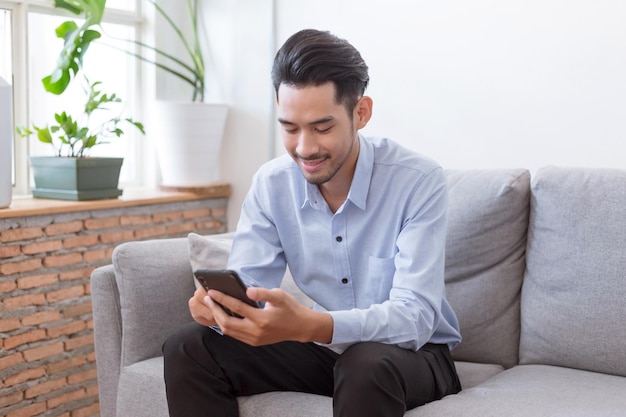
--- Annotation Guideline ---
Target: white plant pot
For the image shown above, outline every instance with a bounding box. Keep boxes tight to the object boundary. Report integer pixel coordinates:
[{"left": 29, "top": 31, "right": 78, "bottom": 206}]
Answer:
[
  {"left": 0, "top": 77, "right": 12, "bottom": 208},
  {"left": 153, "top": 101, "right": 228, "bottom": 187}
]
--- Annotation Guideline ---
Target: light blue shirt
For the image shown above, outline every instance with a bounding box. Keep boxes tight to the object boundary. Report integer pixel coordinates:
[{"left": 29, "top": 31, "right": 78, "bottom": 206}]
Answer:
[{"left": 227, "top": 135, "right": 461, "bottom": 352}]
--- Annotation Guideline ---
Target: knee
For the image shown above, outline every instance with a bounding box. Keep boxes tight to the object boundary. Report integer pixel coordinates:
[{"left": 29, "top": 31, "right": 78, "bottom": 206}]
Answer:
[
  {"left": 334, "top": 343, "right": 400, "bottom": 387},
  {"left": 162, "top": 322, "right": 209, "bottom": 367}
]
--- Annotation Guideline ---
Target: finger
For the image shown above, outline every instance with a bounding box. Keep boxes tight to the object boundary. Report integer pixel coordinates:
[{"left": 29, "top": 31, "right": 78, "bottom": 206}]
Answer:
[{"left": 208, "top": 290, "right": 258, "bottom": 319}]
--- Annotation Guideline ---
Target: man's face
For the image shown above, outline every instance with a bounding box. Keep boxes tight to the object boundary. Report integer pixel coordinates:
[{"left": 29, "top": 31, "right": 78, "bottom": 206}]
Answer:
[{"left": 277, "top": 82, "right": 361, "bottom": 186}]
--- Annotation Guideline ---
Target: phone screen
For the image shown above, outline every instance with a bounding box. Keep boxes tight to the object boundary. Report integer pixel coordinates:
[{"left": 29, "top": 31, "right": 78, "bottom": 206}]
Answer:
[{"left": 193, "top": 269, "right": 260, "bottom": 318}]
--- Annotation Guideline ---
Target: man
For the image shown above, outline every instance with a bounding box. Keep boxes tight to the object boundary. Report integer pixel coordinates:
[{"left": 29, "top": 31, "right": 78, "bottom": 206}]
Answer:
[{"left": 163, "top": 29, "right": 462, "bottom": 417}]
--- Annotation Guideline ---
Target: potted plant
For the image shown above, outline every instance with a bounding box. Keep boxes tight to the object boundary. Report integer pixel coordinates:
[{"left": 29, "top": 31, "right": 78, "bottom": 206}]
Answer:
[
  {"left": 16, "top": 75, "right": 145, "bottom": 200},
  {"left": 46, "top": 0, "right": 228, "bottom": 189},
  {"left": 121, "top": 0, "right": 229, "bottom": 189}
]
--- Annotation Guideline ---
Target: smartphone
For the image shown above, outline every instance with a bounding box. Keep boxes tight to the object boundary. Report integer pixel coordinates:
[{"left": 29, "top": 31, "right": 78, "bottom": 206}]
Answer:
[{"left": 193, "top": 269, "right": 260, "bottom": 318}]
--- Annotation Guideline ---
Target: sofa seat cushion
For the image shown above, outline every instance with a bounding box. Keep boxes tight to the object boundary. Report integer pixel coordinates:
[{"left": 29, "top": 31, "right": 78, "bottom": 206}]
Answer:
[
  {"left": 117, "top": 357, "right": 169, "bottom": 417},
  {"left": 410, "top": 364, "right": 626, "bottom": 417},
  {"left": 115, "top": 356, "right": 502, "bottom": 417}
]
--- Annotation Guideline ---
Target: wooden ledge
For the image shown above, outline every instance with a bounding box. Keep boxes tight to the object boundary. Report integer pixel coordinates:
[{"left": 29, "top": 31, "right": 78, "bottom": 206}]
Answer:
[{"left": 0, "top": 183, "right": 231, "bottom": 219}]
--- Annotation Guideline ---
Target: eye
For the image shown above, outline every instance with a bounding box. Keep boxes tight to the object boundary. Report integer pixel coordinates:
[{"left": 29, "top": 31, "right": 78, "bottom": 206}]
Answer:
[{"left": 315, "top": 126, "right": 332, "bottom": 134}]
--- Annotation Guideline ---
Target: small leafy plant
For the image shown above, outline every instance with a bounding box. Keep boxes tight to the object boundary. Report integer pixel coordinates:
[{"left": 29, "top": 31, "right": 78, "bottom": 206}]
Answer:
[{"left": 17, "top": 76, "right": 145, "bottom": 157}]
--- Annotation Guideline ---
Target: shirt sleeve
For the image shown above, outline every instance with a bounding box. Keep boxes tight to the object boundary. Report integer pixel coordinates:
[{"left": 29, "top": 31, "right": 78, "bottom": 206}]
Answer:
[
  {"left": 226, "top": 172, "right": 287, "bottom": 290},
  {"left": 326, "top": 167, "right": 450, "bottom": 351}
]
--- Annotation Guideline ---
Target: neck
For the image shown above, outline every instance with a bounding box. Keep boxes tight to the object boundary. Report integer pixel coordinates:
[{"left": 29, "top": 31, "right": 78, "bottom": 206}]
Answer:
[{"left": 319, "top": 137, "right": 360, "bottom": 213}]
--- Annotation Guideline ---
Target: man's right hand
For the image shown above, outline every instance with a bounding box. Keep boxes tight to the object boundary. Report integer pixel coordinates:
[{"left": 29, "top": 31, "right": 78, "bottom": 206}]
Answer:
[{"left": 189, "top": 286, "right": 217, "bottom": 327}]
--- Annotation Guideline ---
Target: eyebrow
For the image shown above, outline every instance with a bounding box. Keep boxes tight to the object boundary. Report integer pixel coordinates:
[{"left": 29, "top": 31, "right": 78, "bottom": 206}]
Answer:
[{"left": 277, "top": 116, "right": 335, "bottom": 126}]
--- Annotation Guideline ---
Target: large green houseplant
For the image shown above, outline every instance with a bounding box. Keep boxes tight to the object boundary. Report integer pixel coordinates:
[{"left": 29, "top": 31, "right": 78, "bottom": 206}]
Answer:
[
  {"left": 47, "top": 0, "right": 228, "bottom": 189},
  {"left": 17, "top": 0, "right": 144, "bottom": 200}
]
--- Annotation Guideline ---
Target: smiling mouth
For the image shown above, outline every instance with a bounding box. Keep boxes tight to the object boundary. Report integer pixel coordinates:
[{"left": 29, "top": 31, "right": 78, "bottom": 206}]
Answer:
[{"left": 299, "top": 157, "right": 327, "bottom": 173}]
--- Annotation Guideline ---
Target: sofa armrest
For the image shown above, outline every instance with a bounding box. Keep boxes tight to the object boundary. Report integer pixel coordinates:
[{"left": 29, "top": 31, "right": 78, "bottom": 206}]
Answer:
[
  {"left": 91, "top": 264, "right": 122, "bottom": 417},
  {"left": 112, "top": 237, "right": 195, "bottom": 367}
]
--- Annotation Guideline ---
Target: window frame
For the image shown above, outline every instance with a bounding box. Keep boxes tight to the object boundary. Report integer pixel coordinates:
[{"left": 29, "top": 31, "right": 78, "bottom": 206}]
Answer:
[{"left": 2, "top": 0, "right": 150, "bottom": 197}]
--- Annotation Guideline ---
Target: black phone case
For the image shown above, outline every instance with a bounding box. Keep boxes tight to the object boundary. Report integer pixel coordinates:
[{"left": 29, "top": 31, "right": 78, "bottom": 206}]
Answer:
[{"left": 193, "top": 269, "right": 260, "bottom": 318}]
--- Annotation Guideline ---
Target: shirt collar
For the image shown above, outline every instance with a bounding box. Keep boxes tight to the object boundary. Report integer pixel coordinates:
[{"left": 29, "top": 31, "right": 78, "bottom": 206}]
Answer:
[{"left": 302, "top": 134, "right": 372, "bottom": 211}]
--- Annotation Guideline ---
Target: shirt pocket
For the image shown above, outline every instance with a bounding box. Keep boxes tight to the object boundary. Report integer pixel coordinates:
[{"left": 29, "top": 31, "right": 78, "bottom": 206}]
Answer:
[{"left": 366, "top": 256, "right": 395, "bottom": 302}]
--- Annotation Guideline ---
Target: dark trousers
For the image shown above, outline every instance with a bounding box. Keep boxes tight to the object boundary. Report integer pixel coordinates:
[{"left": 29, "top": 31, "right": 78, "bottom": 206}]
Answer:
[{"left": 162, "top": 322, "right": 461, "bottom": 417}]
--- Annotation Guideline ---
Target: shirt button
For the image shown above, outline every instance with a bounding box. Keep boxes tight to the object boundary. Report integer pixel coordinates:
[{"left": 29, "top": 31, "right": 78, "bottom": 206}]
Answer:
[
  {"left": 341, "top": 278, "right": 349, "bottom": 284},
  {"left": 336, "top": 236, "right": 343, "bottom": 242}
]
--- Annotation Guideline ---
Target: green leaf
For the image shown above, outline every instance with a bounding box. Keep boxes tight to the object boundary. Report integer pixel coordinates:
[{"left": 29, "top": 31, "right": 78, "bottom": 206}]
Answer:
[{"left": 35, "top": 127, "right": 53, "bottom": 144}]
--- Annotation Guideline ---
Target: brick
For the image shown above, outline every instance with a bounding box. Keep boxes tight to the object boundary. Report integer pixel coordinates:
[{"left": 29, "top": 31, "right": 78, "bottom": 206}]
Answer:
[
  {"left": 71, "top": 402, "right": 100, "bottom": 417},
  {"left": 22, "top": 239, "right": 63, "bottom": 255},
  {"left": 22, "top": 310, "right": 62, "bottom": 326},
  {"left": 62, "top": 302, "right": 92, "bottom": 318},
  {"left": 45, "top": 220, "right": 83, "bottom": 236},
  {"left": 47, "top": 388, "right": 86, "bottom": 409},
  {"left": 25, "top": 377, "right": 66, "bottom": 398},
  {"left": 0, "top": 258, "right": 43, "bottom": 275},
  {"left": 134, "top": 225, "right": 167, "bottom": 240},
  {"left": 120, "top": 214, "right": 152, "bottom": 226},
  {"left": 4, "top": 329, "right": 47, "bottom": 350},
  {"left": 47, "top": 355, "right": 87, "bottom": 374},
  {"left": 195, "top": 220, "right": 223, "bottom": 231},
  {"left": 83, "top": 217, "right": 120, "bottom": 230},
  {"left": 82, "top": 248, "right": 107, "bottom": 263},
  {"left": 152, "top": 211, "right": 182, "bottom": 223},
  {"left": 60, "top": 267, "right": 94, "bottom": 281},
  {"left": 183, "top": 208, "right": 211, "bottom": 219},
  {"left": 5, "top": 366, "right": 46, "bottom": 386},
  {"left": 6, "top": 401, "right": 47, "bottom": 417},
  {"left": 43, "top": 253, "right": 83, "bottom": 268},
  {"left": 85, "top": 384, "right": 99, "bottom": 397},
  {"left": 64, "top": 333, "right": 94, "bottom": 351},
  {"left": 3, "top": 293, "right": 46, "bottom": 310},
  {"left": 0, "top": 279, "right": 17, "bottom": 293},
  {"left": 166, "top": 223, "right": 196, "bottom": 235},
  {"left": 0, "top": 352, "right": 23, "bottom": 370},
  {"left": 67, "top": 367, "right": 97, "bottom": 385},
  {"left": 47, "top": 320, "right": 87, "bottom": 339},
  {"left": 47, "top": 285, "right": 85, "bottom": 303},
  {"left": 63, "top": 234, "right": 99, "bottom": 249},
  {"left": 0, "top": 245, "right": 21, "bottom": 258},
  {"left": 211, "top": 207, "right": 226, "bottom": 217},
  {"left": 1, "top": 227, "right": 43, "bottom": 243},
  {"left": 23, "top": 341, "right": 65, "bottom": 362},
  {"left": 0, "top": 317, "right": 21, "bottom": 332},
  {"left": 0, "top": 390, "right": 23, "bottom": 408},
  {"left": 99, "top": 229, "right": 134, "bottom": 244},
  {"left": 17, "top": 273, "right": 58, "bottom": 289}
]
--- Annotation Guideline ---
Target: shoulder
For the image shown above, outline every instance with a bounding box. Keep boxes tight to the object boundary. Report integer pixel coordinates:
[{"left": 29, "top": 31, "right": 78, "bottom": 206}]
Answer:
[
  {"left": 366, "top": 136, "right": 443, "bottom": 181},
  {"left": 253, "top": 154, "right": 301, "bottom": 184}
]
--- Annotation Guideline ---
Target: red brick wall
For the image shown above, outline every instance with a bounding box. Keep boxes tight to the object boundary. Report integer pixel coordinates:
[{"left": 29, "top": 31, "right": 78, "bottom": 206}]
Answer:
[{"left": 0, "top": 197, "right": 228, "bottom": 417}]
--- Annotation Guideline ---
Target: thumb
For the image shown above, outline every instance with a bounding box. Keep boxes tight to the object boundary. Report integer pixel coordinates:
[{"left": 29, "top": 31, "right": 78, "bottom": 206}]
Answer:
[{"left": 246, "top": 287, "right": 282, "bottom": 304}]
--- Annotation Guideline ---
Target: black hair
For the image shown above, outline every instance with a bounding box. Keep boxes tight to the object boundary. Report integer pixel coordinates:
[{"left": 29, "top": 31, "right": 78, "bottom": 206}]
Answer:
[{"left": 271, "top": 29, "right": 370, "bottom": 114}]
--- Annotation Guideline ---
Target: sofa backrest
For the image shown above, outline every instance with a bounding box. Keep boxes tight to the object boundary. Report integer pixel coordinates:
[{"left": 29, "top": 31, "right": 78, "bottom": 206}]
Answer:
[
  {"left": 520, "top": 167, "right": 626, "bottom": 377},
  {"left": 444, "top": 169, "right": 531, "bottom": 369}
]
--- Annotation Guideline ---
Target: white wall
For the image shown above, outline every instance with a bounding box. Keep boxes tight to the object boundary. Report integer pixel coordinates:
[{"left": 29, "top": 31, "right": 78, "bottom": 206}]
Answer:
[
  {"left": 203, "top": 0, "right": 626, "bottom": 229},
  {"left": 159, "top": 0, "right": 275, "bottom": 231},
  {"left": 275, "top": 0, "right": 626, "bottom": 173}
]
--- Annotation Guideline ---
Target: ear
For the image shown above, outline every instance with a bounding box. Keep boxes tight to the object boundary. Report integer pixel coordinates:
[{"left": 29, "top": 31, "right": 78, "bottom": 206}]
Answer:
[{"left": 354, "top": 96, "right": 373, "bottom": 129}]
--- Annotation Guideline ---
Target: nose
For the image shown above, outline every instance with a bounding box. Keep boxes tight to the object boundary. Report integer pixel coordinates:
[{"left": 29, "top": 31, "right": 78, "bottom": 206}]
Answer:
[{"left": 295, "top": 131, "right": 320, "bottom": 159}]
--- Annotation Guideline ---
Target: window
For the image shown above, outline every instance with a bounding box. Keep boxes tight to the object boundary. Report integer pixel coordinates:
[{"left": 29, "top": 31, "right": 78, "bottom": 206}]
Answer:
[{"left": 2, "top": 0, "right": 147, "bottom": 196}]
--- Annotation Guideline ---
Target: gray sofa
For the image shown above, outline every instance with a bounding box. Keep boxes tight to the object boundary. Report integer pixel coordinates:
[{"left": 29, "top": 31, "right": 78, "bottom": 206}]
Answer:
[{"left": 91, "top": 167, "right": 626, "bottom": 417}]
